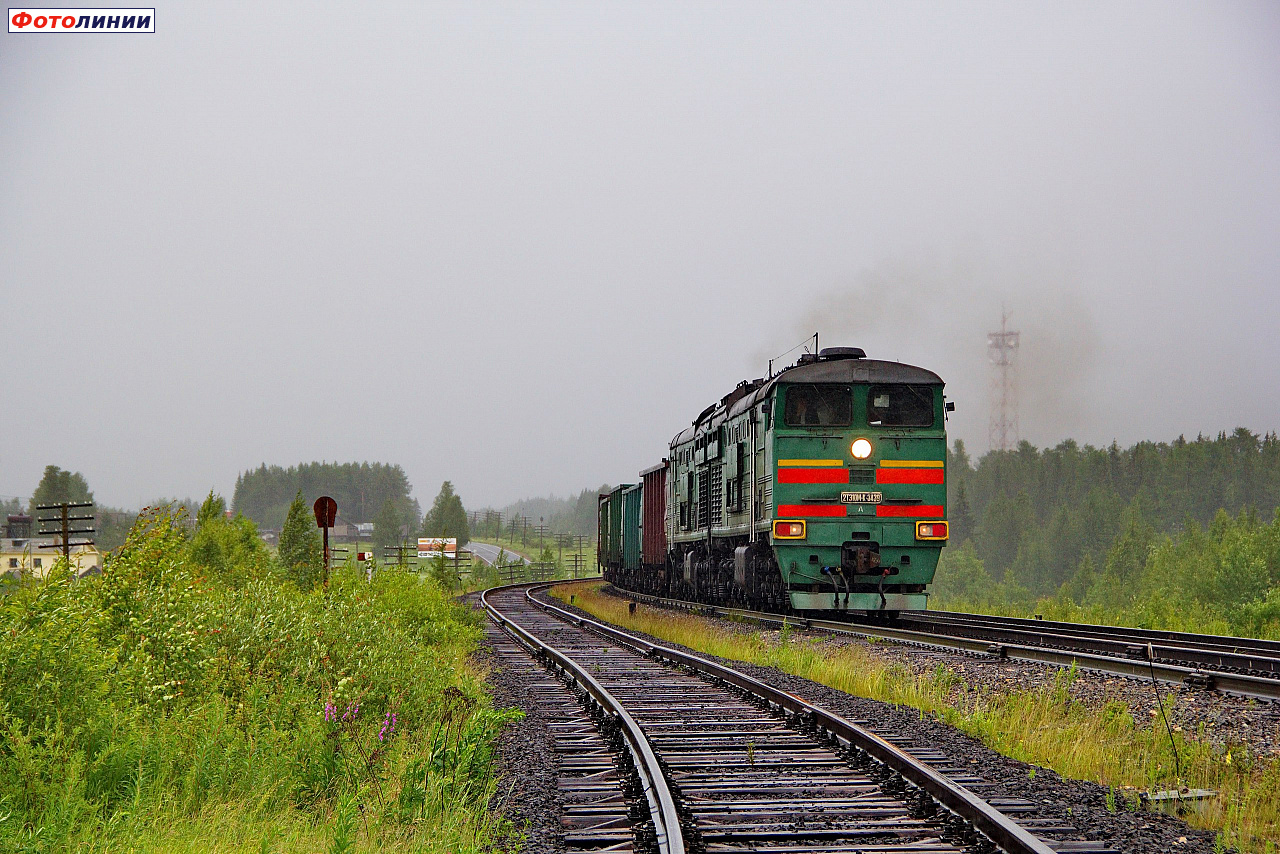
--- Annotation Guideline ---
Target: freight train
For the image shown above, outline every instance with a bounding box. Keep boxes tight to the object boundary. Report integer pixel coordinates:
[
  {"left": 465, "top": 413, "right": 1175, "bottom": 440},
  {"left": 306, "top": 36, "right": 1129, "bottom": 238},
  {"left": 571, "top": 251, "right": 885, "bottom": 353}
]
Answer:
[{"left": 598, "top": 347, "right": 952, "bottom": 615}]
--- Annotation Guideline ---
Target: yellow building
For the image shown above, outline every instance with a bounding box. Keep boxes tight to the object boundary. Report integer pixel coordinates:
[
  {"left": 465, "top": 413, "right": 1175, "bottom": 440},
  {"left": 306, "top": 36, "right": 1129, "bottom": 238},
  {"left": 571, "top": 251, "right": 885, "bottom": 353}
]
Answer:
[{"left": 1, "top": 538, "right": 102, "bottom": 580}]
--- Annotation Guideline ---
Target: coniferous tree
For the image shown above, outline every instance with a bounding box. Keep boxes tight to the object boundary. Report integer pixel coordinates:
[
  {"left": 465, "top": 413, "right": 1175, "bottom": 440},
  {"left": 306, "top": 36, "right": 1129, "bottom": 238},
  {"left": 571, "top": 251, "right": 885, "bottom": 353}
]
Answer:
[
  {"left": 278, "top": 490, "right": 321, "bottom": 589},
  {"left": 197, "top": 490, "right": 227, "bottom": 527},
  {"left": 420, "top": 481, "right": 470, "bottom": 546},
  {"left": 373, "top": 498, "right": 403, "bottom": 551},
  {"left": 951, "top": 480, "right": 975, "bottom": 546},
  {"left": 30, "top": 465, "right": 93, "bottom": 509}
]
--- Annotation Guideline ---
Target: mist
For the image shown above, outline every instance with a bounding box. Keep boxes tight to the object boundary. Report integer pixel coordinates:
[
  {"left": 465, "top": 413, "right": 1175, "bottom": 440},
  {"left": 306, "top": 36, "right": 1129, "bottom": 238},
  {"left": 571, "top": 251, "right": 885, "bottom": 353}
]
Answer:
[
  {"left": 1, "top": 1, "right": 1277, "bottom": 510},
  {"left": 779, "top": 254, "right": 1103, "bottom": 452}
]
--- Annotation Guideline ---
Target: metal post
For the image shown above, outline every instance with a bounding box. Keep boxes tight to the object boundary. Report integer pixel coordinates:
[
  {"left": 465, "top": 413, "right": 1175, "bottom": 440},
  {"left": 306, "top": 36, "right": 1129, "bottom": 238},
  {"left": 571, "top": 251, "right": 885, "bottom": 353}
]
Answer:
[
  {"left": 312, "top": 496, "right": 338, "bottom": 590},
  {"left": 323, "top": 524, "right": 330, "bottom": 587},
  {"left": 61, "top": 504, "right": 70, "bottom": 564}
]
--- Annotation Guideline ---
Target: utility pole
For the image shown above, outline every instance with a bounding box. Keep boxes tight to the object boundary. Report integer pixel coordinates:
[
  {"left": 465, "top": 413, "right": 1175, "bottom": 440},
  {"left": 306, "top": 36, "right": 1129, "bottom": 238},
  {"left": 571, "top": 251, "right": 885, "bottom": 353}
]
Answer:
[
  {"left": 36, "top": 501, "right": 95, "bottom": 567},
  {"left": 987, "top": 308, "right": 1021, "bottom": 452}
]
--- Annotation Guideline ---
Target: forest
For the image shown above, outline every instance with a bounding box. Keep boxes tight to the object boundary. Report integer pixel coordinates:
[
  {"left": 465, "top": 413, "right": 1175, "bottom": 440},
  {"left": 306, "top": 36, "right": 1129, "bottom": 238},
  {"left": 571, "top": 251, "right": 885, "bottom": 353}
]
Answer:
[
  {"left": 231, "top": 462, "right": 420, "bottom": 530},
  {"left": 937, "top": 428, "right": 1280, "bottom": 637}
]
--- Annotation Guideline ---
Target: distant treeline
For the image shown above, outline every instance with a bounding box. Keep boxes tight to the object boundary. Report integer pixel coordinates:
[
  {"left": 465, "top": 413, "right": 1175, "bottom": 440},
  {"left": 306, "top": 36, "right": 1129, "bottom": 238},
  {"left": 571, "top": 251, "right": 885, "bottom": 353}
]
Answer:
[
  {"left": 940, "top": 428, "right": 1280, "bottom": 637},
  {"left": 232, "top": 462, "right": 419, "bottom": 530},
  {"left": 948, "top": 428, "right": 1280, "bottom": 595},
  {"left": 478, "top": 486, "right": 609, "bottom": 538}
]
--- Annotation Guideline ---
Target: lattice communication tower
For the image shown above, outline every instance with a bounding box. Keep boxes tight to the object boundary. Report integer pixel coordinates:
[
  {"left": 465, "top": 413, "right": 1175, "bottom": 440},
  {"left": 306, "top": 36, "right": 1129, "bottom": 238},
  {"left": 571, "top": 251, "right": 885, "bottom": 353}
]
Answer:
[{"left": 987, "top": 310, "right": 1020, "bottom": 452}]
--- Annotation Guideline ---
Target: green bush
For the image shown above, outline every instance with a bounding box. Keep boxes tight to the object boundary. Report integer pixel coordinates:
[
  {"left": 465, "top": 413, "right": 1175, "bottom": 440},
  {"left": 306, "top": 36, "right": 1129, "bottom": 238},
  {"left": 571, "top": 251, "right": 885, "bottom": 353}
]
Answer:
[
  {"left": 936, "top": 507, "right": 1280, "bottom": 639},
  {"left": 0, "top": 506, "right": 517, "bottom": 853}
]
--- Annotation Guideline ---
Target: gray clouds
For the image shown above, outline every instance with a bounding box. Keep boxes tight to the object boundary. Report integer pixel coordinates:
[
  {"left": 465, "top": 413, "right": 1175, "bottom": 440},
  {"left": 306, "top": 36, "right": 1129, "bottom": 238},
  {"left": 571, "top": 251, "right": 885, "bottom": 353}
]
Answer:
[{"left": 1, "top": 1, "right": 1277, "bottom": 508}]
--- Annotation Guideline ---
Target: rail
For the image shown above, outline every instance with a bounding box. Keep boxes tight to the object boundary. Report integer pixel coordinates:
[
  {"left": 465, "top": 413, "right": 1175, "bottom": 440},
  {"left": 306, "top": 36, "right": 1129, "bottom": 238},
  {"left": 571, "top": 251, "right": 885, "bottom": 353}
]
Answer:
[
  {"left": 509, "top": 582, "right": 1059, "bottom": 854},
  {"left": 598, "top": 583, "right": 1280, "bottom": 701},
  {"left": 480, "top": 585, "right": 686, "bottom": 854},
  {"left": 909, "top": 609, "right": 1280, "bottom": 673}
]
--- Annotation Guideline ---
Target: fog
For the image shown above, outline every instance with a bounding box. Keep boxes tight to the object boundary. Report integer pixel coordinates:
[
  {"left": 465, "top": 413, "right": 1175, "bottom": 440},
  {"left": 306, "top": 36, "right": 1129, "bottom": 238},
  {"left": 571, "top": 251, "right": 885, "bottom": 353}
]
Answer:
[{"left": 2, "top": 2, "right": 1277, "bottom": 510}]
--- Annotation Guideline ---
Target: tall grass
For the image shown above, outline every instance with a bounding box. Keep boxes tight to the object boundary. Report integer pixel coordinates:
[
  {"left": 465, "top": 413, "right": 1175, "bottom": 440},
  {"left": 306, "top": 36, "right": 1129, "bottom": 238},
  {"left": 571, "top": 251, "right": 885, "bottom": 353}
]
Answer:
[
  {"left": 0, "top": 507, "right": 519, "bottom": 853},
  {"left": 554, "top": 582, "right": 1280, "bottom": 852}
]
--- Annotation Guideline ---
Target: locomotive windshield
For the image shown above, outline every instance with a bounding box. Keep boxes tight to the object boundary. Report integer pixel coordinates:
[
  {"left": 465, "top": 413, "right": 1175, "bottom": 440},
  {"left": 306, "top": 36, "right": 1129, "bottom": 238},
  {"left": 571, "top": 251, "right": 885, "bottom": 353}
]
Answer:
[
  {"left": 867, "top": 384, "right": 935, "bottom": 427},
  {"left": 783, "top": 384, "right": 853, "bottom": 427}
]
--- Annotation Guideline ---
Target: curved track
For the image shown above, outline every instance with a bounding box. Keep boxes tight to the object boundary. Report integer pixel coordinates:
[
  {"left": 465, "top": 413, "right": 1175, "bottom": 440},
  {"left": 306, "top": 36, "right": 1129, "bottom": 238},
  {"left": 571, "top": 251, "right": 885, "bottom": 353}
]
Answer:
[
  {"left": 483, "top": 583, "right": 1109, "bottom": 854},
  {"left": 603, "top": 584, "right": 1280, "bottom": 701}
]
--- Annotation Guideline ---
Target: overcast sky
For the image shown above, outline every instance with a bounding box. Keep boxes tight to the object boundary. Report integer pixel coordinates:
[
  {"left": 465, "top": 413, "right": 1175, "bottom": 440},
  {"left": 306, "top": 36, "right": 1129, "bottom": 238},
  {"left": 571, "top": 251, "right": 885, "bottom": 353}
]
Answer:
[{"left": 2, "top": 1, "right": 1277, "bottom": 511}]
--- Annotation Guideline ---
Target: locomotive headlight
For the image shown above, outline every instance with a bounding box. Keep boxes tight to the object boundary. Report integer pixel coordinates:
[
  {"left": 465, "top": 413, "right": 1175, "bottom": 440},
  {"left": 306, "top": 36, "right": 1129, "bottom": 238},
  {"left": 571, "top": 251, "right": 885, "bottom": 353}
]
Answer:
[{"left": 850, "top": 438, "right": 873, "bottom": 459}]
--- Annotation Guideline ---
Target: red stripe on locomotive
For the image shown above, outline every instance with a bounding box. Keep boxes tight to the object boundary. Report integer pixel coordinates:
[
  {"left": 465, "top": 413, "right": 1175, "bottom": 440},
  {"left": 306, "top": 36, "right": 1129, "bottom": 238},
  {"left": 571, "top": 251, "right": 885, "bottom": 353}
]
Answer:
[
  {"left": 875, "top": 504, "right": 945, "bottom": 518},
  {"left": 777, "top": 468, "right": 848, "bottom": 484},
  {"left": 875, "top": 468, "right": 944, "bottom": 485},
  {"left": 777, "top": 504, "right": 847, "bottom": 517}
]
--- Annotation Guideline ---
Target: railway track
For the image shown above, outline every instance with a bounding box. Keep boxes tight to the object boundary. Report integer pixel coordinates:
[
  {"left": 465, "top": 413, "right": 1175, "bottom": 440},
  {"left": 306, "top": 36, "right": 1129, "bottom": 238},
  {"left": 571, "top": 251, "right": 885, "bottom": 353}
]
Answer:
[
  {"left": 483, "top": 582, "right": 1113, "bottom": 854},
  {"left": 903, "top": 609, "right": 1280, "bottom": 677},
  {"left": 604, "top": 585, "right": 1280, "bottom": 701}
]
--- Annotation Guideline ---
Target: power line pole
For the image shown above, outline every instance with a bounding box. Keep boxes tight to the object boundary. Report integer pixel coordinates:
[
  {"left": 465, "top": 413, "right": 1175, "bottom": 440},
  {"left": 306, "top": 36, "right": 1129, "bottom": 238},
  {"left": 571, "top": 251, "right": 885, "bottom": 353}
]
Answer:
[
  {"left": 987, "top": 308, "right": 1021, "bottom": 452},
  {"left": 36, "top": 501, "right": 95, "bottom": 566}
]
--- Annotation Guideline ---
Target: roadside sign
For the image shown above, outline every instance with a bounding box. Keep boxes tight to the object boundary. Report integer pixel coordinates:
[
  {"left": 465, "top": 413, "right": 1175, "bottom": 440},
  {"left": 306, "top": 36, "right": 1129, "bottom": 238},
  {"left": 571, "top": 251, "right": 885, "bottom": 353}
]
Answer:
[
  {"left": 313, "top": 496, "right": 338, "bottom": 528},
  {"left": 313, "top": 496, "right": 338, "bottom": 587},
  {"left": 418, "top": 537, "right": 456, "bottom": 558}
]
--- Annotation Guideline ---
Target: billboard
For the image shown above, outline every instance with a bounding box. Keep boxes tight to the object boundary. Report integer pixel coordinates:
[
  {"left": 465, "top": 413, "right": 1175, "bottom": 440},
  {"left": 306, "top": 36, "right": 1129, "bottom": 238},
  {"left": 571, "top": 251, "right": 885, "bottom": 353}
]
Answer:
[{"left": 417, "top": 538, "right": 457, "bottom": 558}]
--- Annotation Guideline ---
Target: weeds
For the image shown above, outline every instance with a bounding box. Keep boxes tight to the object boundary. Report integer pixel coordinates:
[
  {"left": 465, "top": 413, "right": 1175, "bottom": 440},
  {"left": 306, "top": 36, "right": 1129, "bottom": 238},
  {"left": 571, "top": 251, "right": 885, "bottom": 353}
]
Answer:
[{"left": 0, "top": 506, "right": 519, "bottom": 853}]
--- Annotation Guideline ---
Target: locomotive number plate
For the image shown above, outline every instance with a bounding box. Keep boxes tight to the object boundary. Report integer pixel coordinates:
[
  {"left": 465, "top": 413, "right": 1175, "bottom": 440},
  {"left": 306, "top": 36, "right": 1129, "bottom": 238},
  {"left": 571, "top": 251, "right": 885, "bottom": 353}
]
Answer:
[{"left": 841, "top": 491, "right": 883, "bottom": 504}]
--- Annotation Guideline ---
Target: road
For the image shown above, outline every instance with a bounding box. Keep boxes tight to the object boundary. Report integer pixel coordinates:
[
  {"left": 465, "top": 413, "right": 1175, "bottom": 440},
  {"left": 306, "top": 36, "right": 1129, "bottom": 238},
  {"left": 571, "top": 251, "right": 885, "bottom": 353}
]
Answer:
[{"left": 469, "top": 541, "right": 531, "bottom": 566}]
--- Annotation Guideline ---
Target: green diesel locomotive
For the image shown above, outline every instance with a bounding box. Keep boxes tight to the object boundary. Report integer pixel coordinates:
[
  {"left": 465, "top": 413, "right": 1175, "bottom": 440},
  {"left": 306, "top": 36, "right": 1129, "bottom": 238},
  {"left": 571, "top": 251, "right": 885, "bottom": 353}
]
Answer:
[{"left": 599, "top": 347, "right": 952, "bottom": 614}]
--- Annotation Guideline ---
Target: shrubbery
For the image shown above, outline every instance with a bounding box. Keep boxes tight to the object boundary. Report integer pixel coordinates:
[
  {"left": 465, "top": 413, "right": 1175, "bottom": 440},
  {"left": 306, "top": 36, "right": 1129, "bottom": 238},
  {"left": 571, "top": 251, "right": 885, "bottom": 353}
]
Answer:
[
  {"left": 934, "top": 506, "right": 1280, "bottom": 638},
  {"left": 0, "top": 505, "right": 516, "bottom": 853},
  {"left": 947, "top": 430, "right": 1280, "bottom": 602}
]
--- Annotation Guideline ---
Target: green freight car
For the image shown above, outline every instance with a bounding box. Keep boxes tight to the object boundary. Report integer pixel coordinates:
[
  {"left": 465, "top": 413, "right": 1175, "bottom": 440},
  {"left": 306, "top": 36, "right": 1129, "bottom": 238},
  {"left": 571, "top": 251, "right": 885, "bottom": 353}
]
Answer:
[
  {"left": 598, "top": 484, "right": 631, "bottom": 571},
  {"left": 621, "top": 484, "right": 642, "bottom": 571},
  {"left": 600, "top": 347, "right": 952, "bottom": 615}
]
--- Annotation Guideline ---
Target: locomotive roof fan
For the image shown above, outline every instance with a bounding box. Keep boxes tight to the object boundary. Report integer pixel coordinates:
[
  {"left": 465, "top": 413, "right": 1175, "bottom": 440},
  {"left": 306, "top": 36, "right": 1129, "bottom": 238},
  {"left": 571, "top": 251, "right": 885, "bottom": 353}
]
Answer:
[{"left": 817, "top": 347, "right": 866, "bottom": 361}]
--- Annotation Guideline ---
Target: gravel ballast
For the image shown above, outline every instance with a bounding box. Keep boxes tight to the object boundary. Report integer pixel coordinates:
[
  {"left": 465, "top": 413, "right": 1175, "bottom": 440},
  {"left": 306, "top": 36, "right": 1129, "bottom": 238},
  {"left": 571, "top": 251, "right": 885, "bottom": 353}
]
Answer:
[
  {"left": 796, "top": 628, "right": 1280, "bottom": 758},
  {"left": 539, "top": 586, "right": 1234, "bottom": 854},
  {"left": 473, "top": 607, "right": 567, "bottom": 853}
]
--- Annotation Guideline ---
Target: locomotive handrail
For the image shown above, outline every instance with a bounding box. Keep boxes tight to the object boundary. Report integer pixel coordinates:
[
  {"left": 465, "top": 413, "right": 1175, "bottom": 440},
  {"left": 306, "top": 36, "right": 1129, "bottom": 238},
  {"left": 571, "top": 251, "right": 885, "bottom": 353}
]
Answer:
[
  {"left": 525, "top": 584, "right": 1059, "bottom": 854},
  {"left": 480, "top": 585, "right": 686, "bottom": 854}
]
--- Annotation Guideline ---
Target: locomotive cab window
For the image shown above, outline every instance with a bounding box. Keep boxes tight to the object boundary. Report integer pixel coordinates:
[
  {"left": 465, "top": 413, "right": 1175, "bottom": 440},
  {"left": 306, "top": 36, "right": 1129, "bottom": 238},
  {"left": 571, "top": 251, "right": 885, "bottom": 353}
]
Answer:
[
  {"left": 867, "top": 384, "right": 935, "bottom": 427},
  {"left": 783, "top": 384, "right": 852, "bottom": 427}
]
